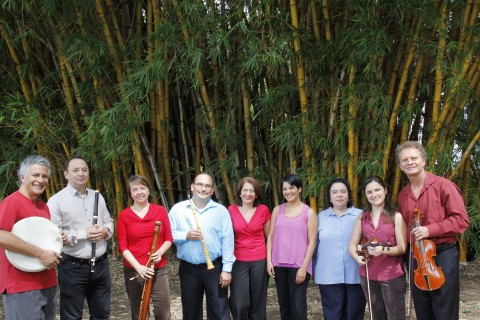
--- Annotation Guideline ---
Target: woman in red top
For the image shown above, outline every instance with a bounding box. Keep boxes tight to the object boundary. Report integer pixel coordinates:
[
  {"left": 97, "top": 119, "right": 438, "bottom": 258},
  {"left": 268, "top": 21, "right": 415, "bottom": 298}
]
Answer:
[
  {"left": 349, "top": 175, "right": 407, "bottom": 320},
  {"left": 117, "top": 175, "right": 173, "bottom": 320},
  {"left": 228, "top": 177, "right": 271, "bottom": 320}
]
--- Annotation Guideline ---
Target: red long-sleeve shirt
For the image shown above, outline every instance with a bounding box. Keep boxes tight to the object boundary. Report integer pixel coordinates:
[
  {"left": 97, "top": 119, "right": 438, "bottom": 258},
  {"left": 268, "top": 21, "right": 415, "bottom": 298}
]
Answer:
[
  {"left": 117, "top": 204, "right": 173, "bottom": 268},
  {"left": 397, "top": 172, "right": 469, "bottom": 245}
]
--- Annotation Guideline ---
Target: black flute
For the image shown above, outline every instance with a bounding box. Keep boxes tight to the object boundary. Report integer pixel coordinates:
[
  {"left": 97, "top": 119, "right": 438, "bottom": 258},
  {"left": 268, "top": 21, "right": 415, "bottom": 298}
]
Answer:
[{"left": 90, "top": 190, "right": 100, "bottom": 273}]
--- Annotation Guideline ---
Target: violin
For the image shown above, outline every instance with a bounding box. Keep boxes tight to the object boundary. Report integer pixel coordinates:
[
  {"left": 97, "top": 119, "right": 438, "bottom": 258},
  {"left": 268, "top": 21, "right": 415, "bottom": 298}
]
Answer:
[
  {"left": 412, "top": 208, "right": 445, "bottom": 291},
  {"left": 357, "top": 237, "right": 392, "bottom": 259}
]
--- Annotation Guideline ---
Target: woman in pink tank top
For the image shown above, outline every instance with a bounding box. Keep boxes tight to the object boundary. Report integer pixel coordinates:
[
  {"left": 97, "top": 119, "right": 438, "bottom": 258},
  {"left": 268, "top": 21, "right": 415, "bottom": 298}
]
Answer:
[
  {"left": 349, "top": 175, "right": 407, "bottom": 320},
  {"left": 266, "top": 174, "right": 318, "bottom": 320}
]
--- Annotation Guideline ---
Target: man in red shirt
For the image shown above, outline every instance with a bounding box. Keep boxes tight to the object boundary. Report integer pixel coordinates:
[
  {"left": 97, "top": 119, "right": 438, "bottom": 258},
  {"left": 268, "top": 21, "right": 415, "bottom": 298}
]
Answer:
[
  {"left": 0, "top": 155, "right": 61, "bottom": 320},
  {"left": 396, "top": 141, "right": 469, "bottom": 320}
]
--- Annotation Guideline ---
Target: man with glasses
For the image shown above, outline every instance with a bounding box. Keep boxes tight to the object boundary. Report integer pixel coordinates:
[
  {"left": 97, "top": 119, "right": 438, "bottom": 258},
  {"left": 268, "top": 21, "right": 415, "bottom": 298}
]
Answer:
[{"left": 169, "top": 172, "right": 235, "bottom": 320}]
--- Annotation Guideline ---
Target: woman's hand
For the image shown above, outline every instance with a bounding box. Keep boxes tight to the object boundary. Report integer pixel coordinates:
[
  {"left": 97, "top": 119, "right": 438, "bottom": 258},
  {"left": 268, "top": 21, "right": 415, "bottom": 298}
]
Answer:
[
  {"left": 367, "top": 245, "right": 383, "bottom": 257},
  {"left": 295, "top": 266, "right": 307, "bottom": 284},
  {"left": 353, "top": 254, "right": 366, "bottom": 266},
  {"left": 135, "top": 265, "right": 154, "bottom": 279},
  {"left": 267, "top": 261, "right": 275, "bottom": 278},
  {"left": 150, "top": 250, "right": 163, "bottom": 263}
]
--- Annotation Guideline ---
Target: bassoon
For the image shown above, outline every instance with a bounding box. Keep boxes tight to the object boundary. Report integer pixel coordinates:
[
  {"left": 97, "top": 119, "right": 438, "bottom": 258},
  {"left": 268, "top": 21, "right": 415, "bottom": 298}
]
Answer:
[
  {"left": 138, "top": 221, "right": 162, "bottom": 320},
  {"left": 90, "top": 190, "right": 100, "bottom": 273}
]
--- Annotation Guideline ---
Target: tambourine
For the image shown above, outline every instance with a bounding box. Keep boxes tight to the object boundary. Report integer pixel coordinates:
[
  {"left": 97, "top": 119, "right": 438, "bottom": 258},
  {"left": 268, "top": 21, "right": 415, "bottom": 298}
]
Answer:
[{"left": 5, "top": 216, "right": 62, "bottom": 272}]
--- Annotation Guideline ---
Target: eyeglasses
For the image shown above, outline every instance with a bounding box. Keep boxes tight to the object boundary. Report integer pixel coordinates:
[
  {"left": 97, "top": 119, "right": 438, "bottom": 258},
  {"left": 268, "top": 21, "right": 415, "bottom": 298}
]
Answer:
[{"left": 193, "top": 182, "right": 213, "bottom": 190}]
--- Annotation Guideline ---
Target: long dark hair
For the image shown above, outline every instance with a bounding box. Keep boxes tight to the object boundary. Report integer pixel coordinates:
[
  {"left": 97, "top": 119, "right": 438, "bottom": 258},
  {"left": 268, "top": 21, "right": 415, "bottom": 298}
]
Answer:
[
  {"left": 326, "top": 178, "right": 353, "bottom": 208},
  {"left": 362, "top": 175, "right": 396, "bottom": 223}
]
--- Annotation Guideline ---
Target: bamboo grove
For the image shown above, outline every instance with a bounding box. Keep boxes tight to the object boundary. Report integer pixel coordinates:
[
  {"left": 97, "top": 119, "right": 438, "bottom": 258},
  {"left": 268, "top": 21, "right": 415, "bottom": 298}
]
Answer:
[{"left": 0, "top": 1, "right": 479, "bottom": 256}]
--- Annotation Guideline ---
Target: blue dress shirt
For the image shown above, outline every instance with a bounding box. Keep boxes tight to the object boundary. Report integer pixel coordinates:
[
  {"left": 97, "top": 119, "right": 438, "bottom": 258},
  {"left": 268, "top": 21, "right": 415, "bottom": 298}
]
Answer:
[
  {"left": 313, "top": 206, "right": 362, "bottom": 284},
  {"left": 168, "top": 199, "right": 235, "bottom": 272}
]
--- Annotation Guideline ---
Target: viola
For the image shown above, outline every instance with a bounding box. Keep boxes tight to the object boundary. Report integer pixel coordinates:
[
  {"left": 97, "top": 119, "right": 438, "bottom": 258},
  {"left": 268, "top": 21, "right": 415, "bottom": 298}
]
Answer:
[
  {"left": 357, "top": 237, "right": 392, "bottom": 259},
  {"left": 412, "top": 208, "right": 445, "bottom": 291}
]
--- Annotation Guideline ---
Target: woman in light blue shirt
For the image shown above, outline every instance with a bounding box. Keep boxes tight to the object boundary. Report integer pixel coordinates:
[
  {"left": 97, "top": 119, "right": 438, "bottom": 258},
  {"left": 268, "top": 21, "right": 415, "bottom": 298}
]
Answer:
[{"left": 313, "top": 178, "right": 366, "bottom": 320}]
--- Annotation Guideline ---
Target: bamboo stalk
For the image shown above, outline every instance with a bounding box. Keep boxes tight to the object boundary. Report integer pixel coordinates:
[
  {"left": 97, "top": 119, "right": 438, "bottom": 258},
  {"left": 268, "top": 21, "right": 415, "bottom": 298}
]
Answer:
[
  {"left": 382, "top": 21, "right": 420, "bottom": 176},
  {"left": 240, "top": 72, "right": 255, "bottom": 175}
]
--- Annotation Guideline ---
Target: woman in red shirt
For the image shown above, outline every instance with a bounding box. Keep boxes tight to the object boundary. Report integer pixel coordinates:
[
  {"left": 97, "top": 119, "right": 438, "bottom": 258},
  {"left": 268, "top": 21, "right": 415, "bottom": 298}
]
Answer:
[
  {"left": 117, "top": 175, "right": 173, "bottom": 320},
  {"left": 228, "top": 177, "right": 271, "bottom": 320}
]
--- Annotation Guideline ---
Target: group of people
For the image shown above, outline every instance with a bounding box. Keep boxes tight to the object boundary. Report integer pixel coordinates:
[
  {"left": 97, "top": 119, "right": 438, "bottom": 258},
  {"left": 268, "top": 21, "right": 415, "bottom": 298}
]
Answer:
[
  {"left": 313, "top": 141, "right": 469, "bottom": 320},
  {"left": 0, "top": 140, "right": 470, "bottom": 320},
  {"left": 0, "top": 156, "right": 115, "bottom": 320}
]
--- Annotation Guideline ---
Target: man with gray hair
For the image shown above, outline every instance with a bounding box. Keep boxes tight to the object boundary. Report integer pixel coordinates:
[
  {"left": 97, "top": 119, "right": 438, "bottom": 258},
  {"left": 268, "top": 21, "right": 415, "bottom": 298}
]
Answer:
[
  {"left": 396, "top": 141, "right": 469, "bottom": 320},
  {"left": 0, "top": 155, "right": 61, "bottom": 320}
]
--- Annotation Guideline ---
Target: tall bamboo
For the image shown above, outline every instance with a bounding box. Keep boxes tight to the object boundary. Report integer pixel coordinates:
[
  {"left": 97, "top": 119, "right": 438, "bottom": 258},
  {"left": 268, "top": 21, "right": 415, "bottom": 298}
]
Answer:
[
  {"left": 289, "top": 0, "right": 317, "bottom": 211},
  {"left": 172, "top": 0, "right": 234, "bottom": 204}
]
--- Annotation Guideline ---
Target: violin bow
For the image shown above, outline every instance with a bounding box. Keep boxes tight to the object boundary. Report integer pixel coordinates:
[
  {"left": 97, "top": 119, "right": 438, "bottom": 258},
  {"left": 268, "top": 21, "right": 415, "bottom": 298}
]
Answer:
[
  {"left": 406, "top": 229, "right": 415, "bottom": 319},
  {"left": 365, "top": 258, "right": 373, "bottom": 320}
]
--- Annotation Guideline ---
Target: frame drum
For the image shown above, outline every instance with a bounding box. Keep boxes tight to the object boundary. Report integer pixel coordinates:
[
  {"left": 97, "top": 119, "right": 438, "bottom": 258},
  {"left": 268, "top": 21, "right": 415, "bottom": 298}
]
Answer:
[{"left": 5, "top": 217, "right": 62, "bottom": 272}]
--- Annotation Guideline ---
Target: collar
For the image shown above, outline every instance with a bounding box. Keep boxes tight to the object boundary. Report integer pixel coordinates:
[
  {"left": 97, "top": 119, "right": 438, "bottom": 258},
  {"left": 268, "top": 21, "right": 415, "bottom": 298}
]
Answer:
[
  {"left": 186, "top": 198, "right": 218, "bottom": 212},
  {"left": 66, "top": 184, "right": 90, "bottom": 197},
  {"left": 406, "top": 171, "right": 439, "bottom": 196},
  {"left": 326, "top": 206, "right": 357, "bottom": 217}
]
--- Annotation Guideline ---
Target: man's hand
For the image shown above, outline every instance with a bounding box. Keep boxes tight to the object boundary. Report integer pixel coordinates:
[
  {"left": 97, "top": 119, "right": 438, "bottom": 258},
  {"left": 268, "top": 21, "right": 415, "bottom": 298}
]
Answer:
[
  {"left": 219, "top": 271, "right": 231, "bottom": 288},
  {"left": 60, "top": 230, "right": 68, "bottom": 244},
  {"left": 87, "top": 225, "right": 108, "bottom": 242},
  {"left": 186, "top": 229, "right": 203, "bottom": 241},
  {"left": 38, "top": 249, "right": 61, "bottom": 270},
  {"left": 412, "top": 226, "right": 429, "bottom": 241}
]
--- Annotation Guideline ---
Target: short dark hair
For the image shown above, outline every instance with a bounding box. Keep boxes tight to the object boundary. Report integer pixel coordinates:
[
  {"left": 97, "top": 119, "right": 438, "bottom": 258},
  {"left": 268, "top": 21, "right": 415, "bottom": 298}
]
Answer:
[
  {"left": 235, "top": 177, "right": 262, "bottom": 206},
  {"left": 282, "top": 174, "right": 303, "bottom": 189},
  {"left": 326, "top": 178, "right": 353, "bottom": 208},
  {"left": 66, "top": 156, "right": 88, "bottom": 170},
  {"left": 193, "top": 172, "right": 214, "bottom": 185}
]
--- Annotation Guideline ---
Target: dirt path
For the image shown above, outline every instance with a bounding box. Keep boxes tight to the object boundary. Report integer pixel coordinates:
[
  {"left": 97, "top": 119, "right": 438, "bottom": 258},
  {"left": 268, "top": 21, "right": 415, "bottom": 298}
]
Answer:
[
  {"left": 115, "top": 256, "right": 480, "bottom": 319},
  {"left": 1, "top": 257, "right": 479, "bottom": 319}
]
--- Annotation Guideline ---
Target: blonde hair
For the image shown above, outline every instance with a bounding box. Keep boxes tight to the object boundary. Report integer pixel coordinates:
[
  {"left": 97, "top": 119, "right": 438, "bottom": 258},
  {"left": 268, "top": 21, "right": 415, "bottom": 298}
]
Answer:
[{"left": 395, "top": 141, "right": 427, "bottom": 164}]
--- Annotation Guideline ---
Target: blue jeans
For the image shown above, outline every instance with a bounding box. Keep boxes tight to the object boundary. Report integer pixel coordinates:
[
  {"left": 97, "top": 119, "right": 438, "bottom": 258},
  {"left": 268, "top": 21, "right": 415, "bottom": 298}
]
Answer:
[
  {"left": 58, "top": 256, "right": 111, "bottom": 319},
  {"left": 273, "top": 267, "right": 310, "bottom": 320}
]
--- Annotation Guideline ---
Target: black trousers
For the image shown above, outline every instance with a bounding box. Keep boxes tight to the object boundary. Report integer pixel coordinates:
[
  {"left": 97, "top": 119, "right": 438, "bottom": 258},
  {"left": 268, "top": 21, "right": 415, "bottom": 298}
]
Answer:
[
  {"left": 179, "top": 258, "right": 229, "bottom": 320},
  {"left": 273, "top": 266, "right": 310, "bottom": 320},
  {"left": 410, "top": 244, "right": 460, "bottom": 320},
  {"left": 58, "top": 255, "right": 111, "bottom": 320},
  {"left": 229, "top": 259, "right": 268, "bottom": 320}
]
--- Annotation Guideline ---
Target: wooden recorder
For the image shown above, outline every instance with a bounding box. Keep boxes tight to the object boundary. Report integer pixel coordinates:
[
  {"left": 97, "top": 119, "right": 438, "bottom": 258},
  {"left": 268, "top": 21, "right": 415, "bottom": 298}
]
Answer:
[{"left": 189, "top": 198, "right": 214, "bottom": 270}]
